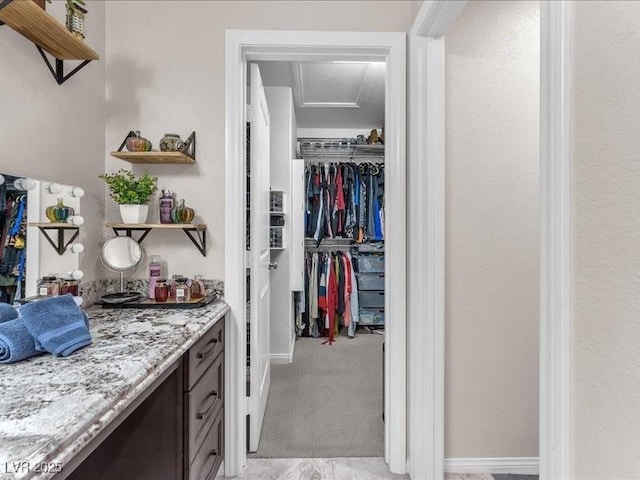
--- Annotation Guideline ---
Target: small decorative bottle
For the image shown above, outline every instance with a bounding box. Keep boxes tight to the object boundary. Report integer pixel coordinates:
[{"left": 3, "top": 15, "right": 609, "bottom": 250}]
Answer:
[
  {"left": 38, "top": 276, "right": 60, "bottom": 297},
  {"left": 148, "top": 255, "right": 162, "bottom": 299},
  {"left": 174, "top": 277, "right": 191, "bottom": 303},
  {"left": 191, "top": 275, "right": 205, "bottom": 299},
  {"left": 159, "top": 190, "right": 174, "bottom": 224}
]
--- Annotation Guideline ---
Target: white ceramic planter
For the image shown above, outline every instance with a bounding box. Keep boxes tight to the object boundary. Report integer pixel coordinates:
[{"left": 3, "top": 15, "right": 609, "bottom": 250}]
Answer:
[{"left": 119, "top": 204, "right": 149, "bottom": 224}]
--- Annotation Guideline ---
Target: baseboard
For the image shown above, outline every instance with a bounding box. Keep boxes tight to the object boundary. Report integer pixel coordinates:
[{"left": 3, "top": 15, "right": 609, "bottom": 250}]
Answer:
[
  {"left": 444, "top": 457, "right": 539, "bottom": 475},
  {"left": 269, "top": 353, "right": 293, "bottom": 364}
]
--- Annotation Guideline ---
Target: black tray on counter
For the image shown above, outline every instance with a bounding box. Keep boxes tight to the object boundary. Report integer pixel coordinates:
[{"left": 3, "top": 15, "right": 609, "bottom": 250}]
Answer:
[{"left": 98, "top": 295, "right": 216, "bottom": 309}]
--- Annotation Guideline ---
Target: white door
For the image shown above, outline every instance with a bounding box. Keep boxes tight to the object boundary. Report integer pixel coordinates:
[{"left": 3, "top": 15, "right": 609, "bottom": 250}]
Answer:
[{"left": 248, "top": 63, "right": 271, "bottom": 453}]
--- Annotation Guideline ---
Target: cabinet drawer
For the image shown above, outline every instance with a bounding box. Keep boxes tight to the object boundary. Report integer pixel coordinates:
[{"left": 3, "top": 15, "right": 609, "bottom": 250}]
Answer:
[
  {"left": 189, "top": 409, "right": 224, "bottom": 480},
  {"left": 187, "top": 320, "right": 224, "bottom": 390},
  {"left": 187, "top": 353, "right": 224, "bottom": 462},
  {"left": 354, "top": 254, "right": 385, "bottom": 273},
  {"left": 356, "top": 273, "right": 384, "bottom": 291},
  {"left": 358, "top": 291, "right": 385, "bottom": 308},
  {"left": 358, "top": 308, "right": 385, "bottom": 326}
]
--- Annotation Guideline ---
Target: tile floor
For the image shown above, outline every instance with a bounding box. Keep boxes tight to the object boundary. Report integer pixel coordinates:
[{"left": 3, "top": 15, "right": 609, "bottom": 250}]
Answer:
[{"left": 216, "top": 457, "right": 493, "bottom": 480}]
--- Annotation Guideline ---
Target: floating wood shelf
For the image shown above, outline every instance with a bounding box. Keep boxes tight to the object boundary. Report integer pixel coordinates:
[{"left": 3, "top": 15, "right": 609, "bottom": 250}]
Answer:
[
  {"left": 0, "top": 0, "right": 100, "bottom": 84},
  {"left": 106, "top": 223, "right": 207, "bottom": 256},
  {"left": 29, "top": 222, "right": 80, "bottom": 255},
  {"left": 0, "top": 1, "right": 99, "bottom": 60},
  {"left": 109, "top": 151, "right": 196, "bottom": 165},
  {"left": 112, "top": 131, "right": 196, "bottom": 164}
]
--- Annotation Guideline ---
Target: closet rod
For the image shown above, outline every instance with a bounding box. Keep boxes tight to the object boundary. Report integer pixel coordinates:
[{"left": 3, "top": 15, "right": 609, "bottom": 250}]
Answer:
[{"left": 302, "top": 158, "right": 384, "bottom": 164}]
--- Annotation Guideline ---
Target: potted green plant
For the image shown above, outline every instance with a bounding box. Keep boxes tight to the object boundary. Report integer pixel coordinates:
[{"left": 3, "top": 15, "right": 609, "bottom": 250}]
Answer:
[{"left": 99, "top": 169, "right": 157, "bottom": 224}]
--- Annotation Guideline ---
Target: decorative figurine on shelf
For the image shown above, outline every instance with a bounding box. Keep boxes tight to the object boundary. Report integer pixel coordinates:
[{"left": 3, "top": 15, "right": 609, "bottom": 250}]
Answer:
[
  {"left": 159, "top": 134, "right": 185, "bottom": 152},
  {"left": 125, "top": 131, "right": 152, "bottom": 152},
  {"left": 159, "top": 190, "right": 175, "bottom": 224},
  {"left": 65, "top": 0, "right": 87, "bottom": 40},
  {"left": 171, "top": 199, "right": 195, "bottom": 224},
  {"left": 45, "top": 198, "right": 75, "bottom": 223}
]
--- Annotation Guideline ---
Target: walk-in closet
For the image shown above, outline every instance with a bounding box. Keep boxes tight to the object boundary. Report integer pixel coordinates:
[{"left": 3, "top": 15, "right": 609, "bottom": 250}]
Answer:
[{"left": 245, "top": 60, "right": 387, "bottom": 458}]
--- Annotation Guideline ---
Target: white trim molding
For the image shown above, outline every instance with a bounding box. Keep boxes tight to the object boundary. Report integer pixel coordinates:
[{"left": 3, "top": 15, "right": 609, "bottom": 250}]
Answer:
[
  {"left": 445, "top": 457, "right": 540, "bottom": 475},
  {"left": 539, "top": 2, "right": 572, "bottom": 479},
  {"left": 225, "top": 29, "right": 407, "bottom": 477},
  {"left": 410, "top": 1, "right": 572, "bottom": 479}
]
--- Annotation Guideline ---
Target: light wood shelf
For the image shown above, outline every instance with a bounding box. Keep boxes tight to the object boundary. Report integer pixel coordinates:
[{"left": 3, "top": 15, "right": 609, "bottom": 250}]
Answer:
[
  {"left": 106, "top": 223, "right": 207, "bottom": 256},
  {"left": 106, "top": 223, "right": 206, "bottom": 230},
  {"left": 0, "top": 0, "right": 99, "bottom": 61},
  {"left": 109, "top": 151, "right": 196, "bottom": 165},
  {"left": 29, "top": 222, "right": 79, "bottom": 229}
]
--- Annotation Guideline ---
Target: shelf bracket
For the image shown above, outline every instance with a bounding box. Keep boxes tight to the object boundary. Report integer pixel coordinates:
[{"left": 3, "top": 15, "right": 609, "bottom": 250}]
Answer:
[
  {"left": 182, "top": 227, "right": 206, "bottom": 256},
  {"left": 111, "top": 226, "right": 152, "bottom": 245},
  {"left": 36, "top": 45, "right": 92, "bottom": 85},
  {"left": 36, "top": 225, "right": 79, "bottom": 256}
]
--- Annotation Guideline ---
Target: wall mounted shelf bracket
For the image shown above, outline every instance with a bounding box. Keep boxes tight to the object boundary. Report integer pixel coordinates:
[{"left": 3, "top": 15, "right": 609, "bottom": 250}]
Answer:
[
  {"left": 109, "top": 223, "right": 207, "bottom": 256},
  {"left": 36, "top": 45, "right": 92, "bottom": 85},
  {"left": 35, "top": 224, "right": 80, "bottom": 255}
]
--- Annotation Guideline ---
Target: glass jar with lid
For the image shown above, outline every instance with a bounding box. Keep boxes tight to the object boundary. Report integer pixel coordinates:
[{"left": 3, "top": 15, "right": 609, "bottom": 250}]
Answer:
[
  {"left": 154, "top": 280, "right": 169, "bottom": 303},
  {"left": 38, "top": 276, "right": 60, "bottom": 297},
  {"left": 60, "top": 278, "right": 80, "bottom": 296},
  {"left": 174, "top": 277, "right": 191, "bottom": 303}
]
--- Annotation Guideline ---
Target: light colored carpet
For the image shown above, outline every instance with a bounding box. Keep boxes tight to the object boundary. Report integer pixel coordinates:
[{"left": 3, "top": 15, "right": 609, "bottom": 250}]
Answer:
[{"left": 249, "top": 332, "right": 385, "bottom": 458}]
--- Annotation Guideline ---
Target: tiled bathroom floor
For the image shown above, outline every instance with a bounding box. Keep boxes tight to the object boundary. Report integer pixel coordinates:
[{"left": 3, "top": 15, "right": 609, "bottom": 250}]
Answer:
[{"left": 216, "top": 457, "right": 494, "bottom": 480}]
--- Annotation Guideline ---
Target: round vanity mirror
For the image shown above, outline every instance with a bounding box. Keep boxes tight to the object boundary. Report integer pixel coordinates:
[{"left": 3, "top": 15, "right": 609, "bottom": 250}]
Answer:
[{"left": 100, "top": 237, "right": 144, "bottom": 304}]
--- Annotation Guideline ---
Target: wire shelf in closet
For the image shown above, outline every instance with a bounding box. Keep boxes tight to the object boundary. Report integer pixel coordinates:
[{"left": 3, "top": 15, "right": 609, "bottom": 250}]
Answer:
[{"left": 299, "top": 138, "right": 384, "bottom": 162}]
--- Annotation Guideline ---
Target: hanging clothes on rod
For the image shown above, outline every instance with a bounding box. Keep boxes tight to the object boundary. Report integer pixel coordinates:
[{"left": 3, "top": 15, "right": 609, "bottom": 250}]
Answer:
[
  {"left": 300, "top": 249, "right": 360, "bottom": 343},
  {"left": 0, "top": 188, "right": 27, "bottom": 303},
  {"left": 305, "top": 161, "right": 384, "bottom": 246}
]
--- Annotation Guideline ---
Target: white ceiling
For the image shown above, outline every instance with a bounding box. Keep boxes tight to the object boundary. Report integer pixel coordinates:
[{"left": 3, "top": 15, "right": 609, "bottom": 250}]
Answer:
[{"left": 255, "top": 61, "right": 385, "bottom": 129}]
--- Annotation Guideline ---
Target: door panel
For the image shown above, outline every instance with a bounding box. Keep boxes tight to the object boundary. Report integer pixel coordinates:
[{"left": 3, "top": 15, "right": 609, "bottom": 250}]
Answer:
[{"left": 249, "top": 63, "right": 271, "bottom": 453}]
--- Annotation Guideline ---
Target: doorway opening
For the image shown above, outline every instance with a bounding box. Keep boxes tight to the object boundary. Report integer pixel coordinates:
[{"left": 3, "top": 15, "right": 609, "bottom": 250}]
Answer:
[
  {"left": 247, "top": 59, "right": 387, "bottom": 459},
  {"left": 225, "top": 30, "right": 406, "bottom": 477}
]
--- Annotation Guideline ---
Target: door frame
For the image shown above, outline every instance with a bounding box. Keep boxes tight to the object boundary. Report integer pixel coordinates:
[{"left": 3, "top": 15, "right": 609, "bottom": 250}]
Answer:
[
  {"left": 225, "top": 30, "right": 407, "bottom": 476},
  {"left": 408, "top": 1, "right": 571, "bottom": 479}
]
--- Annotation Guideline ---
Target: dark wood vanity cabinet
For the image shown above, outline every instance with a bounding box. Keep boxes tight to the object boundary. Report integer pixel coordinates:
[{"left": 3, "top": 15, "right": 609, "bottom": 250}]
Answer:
[
  {"left": 184, "top": 318, "right": 225, "bottom": 480},
  {"left": 65, "top": 318, "right": 225, "bottom": 480}
]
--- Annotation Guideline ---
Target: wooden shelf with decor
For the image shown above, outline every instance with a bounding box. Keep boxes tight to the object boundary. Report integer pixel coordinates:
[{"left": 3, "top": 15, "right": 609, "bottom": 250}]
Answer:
[
  {"left": 109, "top": 151, "right": 196, "bottom": 165},
  {"left": 111, "top": 131, "right": 197, "bottom": 164},
  {"left": 106, "top": 223, "right": 207, "bottom": 256},
  {"left": 0, "top": 0, "right": 99, "bottom": 84}
]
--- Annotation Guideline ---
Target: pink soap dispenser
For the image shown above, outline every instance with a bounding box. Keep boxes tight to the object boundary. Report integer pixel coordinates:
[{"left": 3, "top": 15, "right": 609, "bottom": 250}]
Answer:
[{"left": 149, "top": 255, "right": 162, "bottom": 299}]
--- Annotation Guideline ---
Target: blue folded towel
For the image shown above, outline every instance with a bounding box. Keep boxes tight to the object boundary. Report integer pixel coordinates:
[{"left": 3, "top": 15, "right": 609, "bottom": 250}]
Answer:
[
  {"left": 0, "top": 318, "right": 41, "bottom": 364},
  {"left": 0, "top": 303, "right": 18, "bottom": 324},
  {"left": 20, "top": 294, "right": 92, "bottom": 357}
]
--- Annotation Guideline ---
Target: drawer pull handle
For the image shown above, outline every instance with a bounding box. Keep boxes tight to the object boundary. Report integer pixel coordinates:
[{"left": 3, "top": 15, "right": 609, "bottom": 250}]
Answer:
[
  {"left": 201, "top": 451, "right": 218, "bottom": 479},
  {"left": 196, "top": 339, "right": 218, "bottom": 360},
  {"left": 197, "top": 392, "right": 218, "bottom": 419}
]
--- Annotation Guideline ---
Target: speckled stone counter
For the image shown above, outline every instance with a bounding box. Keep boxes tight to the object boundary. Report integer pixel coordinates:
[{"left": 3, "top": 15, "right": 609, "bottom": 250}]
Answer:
[{"left": 0, "top": 301, "right": 229, "bottom": 480}]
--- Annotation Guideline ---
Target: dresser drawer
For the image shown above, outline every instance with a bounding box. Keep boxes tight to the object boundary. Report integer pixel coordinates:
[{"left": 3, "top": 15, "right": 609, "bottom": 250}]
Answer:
[
  {"left": 189, "top": 409, "right": 224, "bottom": 480},
  {"left": 187, "top": 353, "right": 224, "bottom": 462},
  {"left": 354, "top": 254, "right": 385, "bottom": 273},
  {"left": 187, "top": 320, "right": 224, "bottom": 390},
  {"left": 358, "top": 291, "right": 385, "bottom": 308},
  {"left": 358, "top": 308, "right": 385, "bottom": 326},
  {"left": 356, "top": 273, "right": 384, "bottom": 291}
]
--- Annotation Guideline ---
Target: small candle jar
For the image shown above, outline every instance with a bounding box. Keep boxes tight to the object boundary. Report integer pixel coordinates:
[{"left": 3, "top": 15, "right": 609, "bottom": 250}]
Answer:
[
  {"left": 154, "top": 280, "right": 169, "bottom": 303},
  {"left": 174, "top": 277, "right": 191, "bottom": 303},
  {"left": 60, "top": 279, "right": 79, "bottom": 296},
  {"left": 38, "top": 276, "right": 60, "bottom": 297}
]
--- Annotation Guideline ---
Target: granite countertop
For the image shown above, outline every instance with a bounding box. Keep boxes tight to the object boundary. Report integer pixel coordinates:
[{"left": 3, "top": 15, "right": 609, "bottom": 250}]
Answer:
[{"left": 0, "top": 300, "right": 229, "bottom": 480}]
